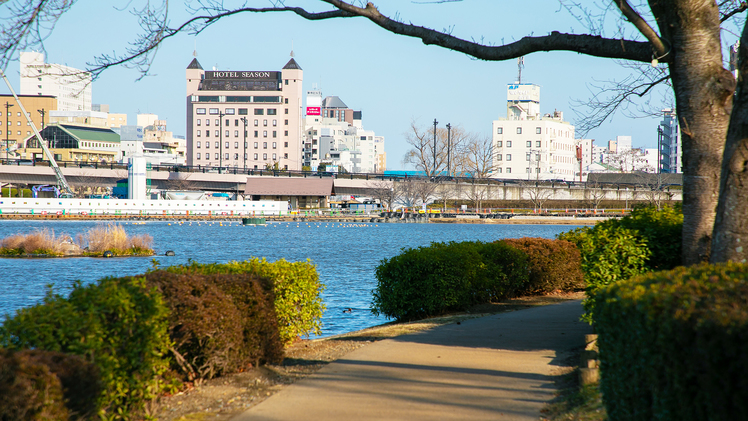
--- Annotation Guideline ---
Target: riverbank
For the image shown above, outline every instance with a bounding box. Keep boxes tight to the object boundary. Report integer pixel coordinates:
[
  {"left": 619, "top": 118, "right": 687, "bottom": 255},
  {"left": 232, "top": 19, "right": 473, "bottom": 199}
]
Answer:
[{"left": 154, "top": 292, "right": 585, "bottom": 421}]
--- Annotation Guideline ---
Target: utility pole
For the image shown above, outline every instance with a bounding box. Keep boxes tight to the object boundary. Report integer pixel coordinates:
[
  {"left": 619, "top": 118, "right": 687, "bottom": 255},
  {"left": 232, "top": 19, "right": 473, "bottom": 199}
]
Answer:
[
  {"left": 446, "top": 123, "right": 451, "bottom": 177},
  {"left": 38, "top": 108, "right": 46, "bottom": 130},
  {"left": 432, "top": 118, "right": 438, "bottom": 177},
  {"left": 241, "top": 116, "right": 248, "bottom": 171},
  {"left": 4, "top": 102, "right": 13, "bottom": 163}
]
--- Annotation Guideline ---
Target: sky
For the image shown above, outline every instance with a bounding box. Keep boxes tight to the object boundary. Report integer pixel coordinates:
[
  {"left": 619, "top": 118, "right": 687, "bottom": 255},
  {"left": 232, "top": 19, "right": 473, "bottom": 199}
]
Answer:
[{"left": 1, "top": 0, "right": 726, "bottom": 170}]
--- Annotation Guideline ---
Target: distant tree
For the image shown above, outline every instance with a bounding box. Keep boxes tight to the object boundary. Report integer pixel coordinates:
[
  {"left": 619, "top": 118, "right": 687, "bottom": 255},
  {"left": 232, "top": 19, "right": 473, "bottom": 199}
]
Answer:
[
  {"left": 402, "top": 120, "right": 472, "bottom": 177},
  {"left": 367, "top": 179, "right": 398, "bottom": 210}
]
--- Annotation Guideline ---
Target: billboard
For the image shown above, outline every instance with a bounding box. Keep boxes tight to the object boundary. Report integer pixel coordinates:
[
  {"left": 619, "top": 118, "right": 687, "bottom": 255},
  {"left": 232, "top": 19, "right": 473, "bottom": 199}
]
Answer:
[
  {"left": 306, "top": 106, "right": 321, "bottom": 116},
  {"left": 507, "top": 84, "right": 540, "bottom": 102}
]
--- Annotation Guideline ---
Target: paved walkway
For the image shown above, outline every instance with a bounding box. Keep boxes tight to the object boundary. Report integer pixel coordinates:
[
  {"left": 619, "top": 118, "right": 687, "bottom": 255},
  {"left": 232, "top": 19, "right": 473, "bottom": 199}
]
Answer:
[{"left": 234, "top": 300, "right": 591, "bottom": 421}]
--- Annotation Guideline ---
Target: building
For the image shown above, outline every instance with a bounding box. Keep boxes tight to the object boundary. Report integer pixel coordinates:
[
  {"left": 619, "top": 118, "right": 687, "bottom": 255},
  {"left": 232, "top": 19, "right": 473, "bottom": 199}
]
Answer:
[
  {"left": 0, "top": 94, "right": 57, "bottom": 161},
  {"left": 185, "top": 55, "right": 304, "bottom": 170},
  {"left": 491, "top": 83, "right": 577, "bottom": 181},
  {"left": 93, "top": 104, "right": 128, "bottom": 128},
  {"left": 20, "top": 51, "right": 92, "bottom": 112},
  {"left": 16, "top": 123, "right": 120, "bottom": 163},
  {"left": 659, "top": 108, "right": 681, "bottom": 173},
  {"left": 303, "top": 91, "right": 386, "bottom": 173}
]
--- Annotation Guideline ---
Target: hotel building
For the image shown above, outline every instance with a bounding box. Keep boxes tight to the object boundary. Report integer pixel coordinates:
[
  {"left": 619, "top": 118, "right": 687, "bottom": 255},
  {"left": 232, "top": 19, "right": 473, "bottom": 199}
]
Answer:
[
  {"left": 185, "top": 57, "right": 304, "bottom": 170},
  {"left": 492, "top": 83, "right": 578, "bottom": 181}
]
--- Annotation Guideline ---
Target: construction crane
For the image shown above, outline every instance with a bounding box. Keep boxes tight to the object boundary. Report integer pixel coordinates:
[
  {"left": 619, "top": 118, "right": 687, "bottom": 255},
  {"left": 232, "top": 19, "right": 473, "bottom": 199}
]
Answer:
[{"left": 0, "top": 67, "right": 74, "bottom": 197}]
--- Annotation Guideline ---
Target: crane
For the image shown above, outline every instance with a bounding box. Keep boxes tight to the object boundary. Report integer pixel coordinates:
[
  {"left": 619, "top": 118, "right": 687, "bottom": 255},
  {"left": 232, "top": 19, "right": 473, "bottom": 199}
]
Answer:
[{"left": 0, "top": 67, "right": 74, "bottom": 197}]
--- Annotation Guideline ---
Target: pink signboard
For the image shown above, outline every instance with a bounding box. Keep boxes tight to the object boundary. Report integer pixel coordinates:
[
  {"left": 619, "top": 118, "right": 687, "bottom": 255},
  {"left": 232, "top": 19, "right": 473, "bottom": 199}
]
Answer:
[{"left": 306, "top": 106, "right": 321, "bottom": 116}]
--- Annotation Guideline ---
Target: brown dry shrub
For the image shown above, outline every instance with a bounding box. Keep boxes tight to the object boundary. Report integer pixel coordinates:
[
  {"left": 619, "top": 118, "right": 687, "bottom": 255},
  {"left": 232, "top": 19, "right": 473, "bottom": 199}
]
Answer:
[
  {"left": 1, "top": 233, "right": 26, "bottom": 251},
  {"left": 127, "top": 233, "right": 153, "bottom": 252},
  {"left": 501, "top": 237, "right": 584, "bottom": 293},
  {"left": 145, "top": 271, "right": 283, "bottom": 382},
  {"left": 86, "top": 224, "right": 130, "bottom": 253}
]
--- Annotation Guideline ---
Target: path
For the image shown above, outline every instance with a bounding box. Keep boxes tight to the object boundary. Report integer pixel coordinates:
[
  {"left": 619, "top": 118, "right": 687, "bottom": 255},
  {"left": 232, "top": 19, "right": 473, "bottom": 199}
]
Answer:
[{"left": 234, "top": 300, "right": 591, "bottom": 421}]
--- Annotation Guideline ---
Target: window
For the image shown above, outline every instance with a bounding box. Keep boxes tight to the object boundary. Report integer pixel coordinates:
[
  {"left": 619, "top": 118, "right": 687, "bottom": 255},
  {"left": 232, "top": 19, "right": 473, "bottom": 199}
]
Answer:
[
  {"left": 225, "top": 153, "right": 229, "bottom": 160},
  {"left": 497, "top": 127, "right": 503, "bottom": 134},
  {"left": 206, "top": 119, "right": 210, "bottom": 126},
  {"left": 225, "top": 142, "right": 229, "bottom": 148},
  {"left": 254, "top": 131, "right": 258, "bottom": 138},
  {"left": 506, "top": 167, "right": 512, "bottom": 173},
  {"left": 234, "top": 119, "right": 239, "bottom": 126},
  {"left": 263, "top": 142, "right": 267, "bottom": 149},
  {"left": 254, "top": 142, "right": 258, "bottom": 148},
  {"left": 254, "top": 119, "right": 258, "bottom": 126},
  {"left": 197, "top": 141, "right": 201, "bottom": 148},
  {"left": 225, "top": 108, "right": 235, "bottom": 115},
  {"left": 285, "top": 98, "right": 288, "bottom": 104},
  {"left": 17, "top": 121, "right": 20, "bottom": 126},
  {"left": 215, "top": 119, "right": 219, "bottom": 126},
  {"left": 536, "top": 167, "right": 541, "bottom": 173},
  {"left": 272, "top": 119, "right": 277, "bottom": 126},
  {"left": 225, "top": 119, "right": 229, "bottom": 126},
  {"left": 263, "top": 131, "right": 267, "bottom": 138},
  {"left": 526, "top": 153, "right": 531, "bottom": 161},
  {"left": 536, "top": 141, "right": 542, "bottom": 147},
  {"left": 284, "top": 131, "right": 288, "bottom": 136},
  {"left": 197, "top": 119, "right": 201, "bottom": 126},
  {"left": 526, "top": 141, "right": 532, "bottom": 148},
  {"left": 205, "top": 141, "right": 210, "bottom": 148},
  {"left": 516, "top": 127, "right": 522, "bottom": 134},
  {"left": 506, "top": 141, "right": 512, "bottom": 148},
  {"left": 239, "top": 108, "right": 248, "bottom": 115},
  {"left": 527, "top": 167, "right": 531, "bottom": 173},
  {"left": 496, "top": 154, "right": 502, "bottom": 161},
  {"left": 284, "top": 119, "right": 288, "bottom": 125},
  {"left": 272, "top": 142, "right": 277, "bottom": 149},
  {"left": 267, "top": 109, "right": 277, "bottom": 115},
  {"left": 234, "top": 142, "right": 238, "bottom": 148},
  {"left": 254, "top": 153, "right": 258, "bottom": 160},
  {"left": 536, "top": 127, "right": 542, "bottom": 134},
  {"left": 496, "top": 168, "right": 502, "bottom": 173},
  {"left": 506, "top": 154, "right": 512, "bottom": 161},
  {"left": 284, "top": 142, "right": 288, "bottom": 147},
  {"left": 215, "top": 142, "right": 219, "bottom": 148},
  {"left": 206, "top": 130, "right": 210, "bottom": 138},
  {"left": 214, "top": 130, "right": 219, "bottom": 137},
  {"left": 209, "top": 108, "right": 219, "bottom": 115},
  {"left": 263, "top": 153, "right": 267, "bottom": 160},
  {"left": 263, "top": 119, "right": 268, "bottom": 126},
  {"left": 496, "top": 141, "right": 502, "bottom": 147},
  {"left": 234, "top": 153, "right": 239, "bottom": 160},
  {"left": 285, "top": 108, "right": 288, "bottom": 114},
  {"left": 234, "top": 130, "right": 239, "bottom": 137},
  {"left": 272, "top": 131, "right": 277, "bottom": 138},
  {"left": 197, "top": 130, "right": 201, "bottom": 137},
  {"left": 254, "top": 109, "right": 264, "bottom": 115},
  {"left": 272, "top": 153, "right": 277, "bottom": 160},
  {"left": 224, "top": 130, "right": 229, "bottom": 137},
  {"left": 284, "top": 153, "right": 288, "bottom": 159}
]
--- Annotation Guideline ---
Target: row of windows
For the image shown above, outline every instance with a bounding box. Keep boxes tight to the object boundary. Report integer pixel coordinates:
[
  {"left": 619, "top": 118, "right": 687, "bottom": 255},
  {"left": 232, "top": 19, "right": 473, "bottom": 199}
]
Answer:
[
  {"left": 497, "top": 127, "right": 544, "bottom": 135},
  {"left": 195, "top": 118, "right": 286, "bottom": 127},
  {"left": 195, "top": 105, "right": 289, "bottom": 115},
  {"left": 496, "top": 140, "right": 544, "bottom": 148},
  {"left": 195, "top": 152, "right": 287, "bottom": 160},
  {"left": 2, "top": 121, "right": 30, "bottom": 126},
  {"left": 195, "top": 141, "right": 283, "bottom": 149},
  {"left": 496, "top": 153, "right": 543, "bottom": 162},
  {"left": 196, "top": 130, "right": 284, "bottom": 138}
]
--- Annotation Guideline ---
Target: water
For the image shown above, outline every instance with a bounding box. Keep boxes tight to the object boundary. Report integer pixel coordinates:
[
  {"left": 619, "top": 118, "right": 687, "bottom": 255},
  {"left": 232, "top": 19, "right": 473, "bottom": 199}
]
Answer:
[{"left": 0, "top": 220, "right": 580, "bottom": 337}]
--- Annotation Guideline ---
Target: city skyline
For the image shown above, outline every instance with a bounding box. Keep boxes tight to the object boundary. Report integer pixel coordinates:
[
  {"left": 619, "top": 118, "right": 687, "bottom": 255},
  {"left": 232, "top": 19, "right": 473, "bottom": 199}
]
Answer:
[{"left": 0, "top": 0, "right": 719, "bottom": 170}]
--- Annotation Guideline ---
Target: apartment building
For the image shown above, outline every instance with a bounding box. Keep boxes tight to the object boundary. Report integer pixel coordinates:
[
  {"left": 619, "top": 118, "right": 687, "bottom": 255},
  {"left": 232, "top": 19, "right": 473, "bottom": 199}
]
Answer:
[{"left": 20, "top": 51, "right": 91, "bottom": 112}]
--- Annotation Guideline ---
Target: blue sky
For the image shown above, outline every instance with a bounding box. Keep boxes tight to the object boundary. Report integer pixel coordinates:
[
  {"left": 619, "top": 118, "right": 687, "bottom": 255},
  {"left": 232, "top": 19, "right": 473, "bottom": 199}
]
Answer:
[{"left": 1, "top": 0, "right": 718, "bottom": 170}]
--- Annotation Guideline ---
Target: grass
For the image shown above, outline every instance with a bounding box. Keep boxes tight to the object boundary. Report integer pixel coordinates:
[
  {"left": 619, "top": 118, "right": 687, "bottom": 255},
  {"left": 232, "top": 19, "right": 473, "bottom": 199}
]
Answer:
[
  {"left": 541, "top": 370, "right": 606, "bottom": 421},
  {"left": 0, "top": 224, "right": 153, "bottom": 257}
]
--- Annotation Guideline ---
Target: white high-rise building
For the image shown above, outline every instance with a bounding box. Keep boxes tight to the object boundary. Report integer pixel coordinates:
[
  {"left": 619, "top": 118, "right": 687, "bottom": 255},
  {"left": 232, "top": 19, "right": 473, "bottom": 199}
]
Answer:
[
  {"left": 492, "top": 83, "right": 577, "bottom": 181},
  {"left": 20, "top": 51, "right": 92, "bottom": 111},
  {"left": 659, "top": 108, "right": 681, "bottom": 173}
]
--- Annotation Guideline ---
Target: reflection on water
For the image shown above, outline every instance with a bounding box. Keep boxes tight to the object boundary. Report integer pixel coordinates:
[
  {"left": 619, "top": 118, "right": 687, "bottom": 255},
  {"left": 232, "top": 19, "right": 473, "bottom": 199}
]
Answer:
[{"left": 0, "top": 220, "right": 579, "bottom": 337}]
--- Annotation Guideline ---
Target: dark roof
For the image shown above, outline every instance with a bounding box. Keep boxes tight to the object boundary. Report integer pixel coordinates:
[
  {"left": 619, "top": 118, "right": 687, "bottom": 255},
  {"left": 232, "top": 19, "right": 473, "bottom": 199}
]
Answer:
[
  {"left": 187, "top": 58, "right": 203, "bottom": 70},
  {"left": 587, "top": 172, "right": 682, "bottom": 186},
  {"left": 244, "top": 177, "right": 333, "bottom": 196},
  {"left": 322, "top": 96, "right": 348, "bottom": 109},
  {"left": 282, "top": 58, "right": 302, "bottom": 70}
]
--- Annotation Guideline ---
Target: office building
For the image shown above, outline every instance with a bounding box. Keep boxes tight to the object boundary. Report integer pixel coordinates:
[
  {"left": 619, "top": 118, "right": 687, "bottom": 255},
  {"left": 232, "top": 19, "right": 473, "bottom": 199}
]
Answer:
[
  {"left": 20, "top": 51, "right": 92, "bottom": 111},
  {"left": 659, "top": 108, "right": 681, "bottom": 173}
]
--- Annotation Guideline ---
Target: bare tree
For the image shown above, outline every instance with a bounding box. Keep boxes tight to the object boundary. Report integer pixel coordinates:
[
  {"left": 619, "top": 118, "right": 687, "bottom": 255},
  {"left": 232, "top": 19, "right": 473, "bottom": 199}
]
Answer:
[
  {"left": 402, "top": 120, "right": 472, "bottom": 177},
  {"left": 366, "top": 179, "right": 398, "bottom": 211},
  {"left": 461, "top": 134, "right": 497, "bottom": 179},
  {"left": 521, "top": 181, "right": 553, "bottom": 212},
  {"left": 163, "top": 172, "right": 197, "bottom": 191},
  {"left": 464, "top": 182, "right": 489, "bottom": 213},
  {"left": 7, "top": 0, "right": 748, "bottom": 263},
  {"left": 584, "top": 179, "right": 608, "bottom": 210}
]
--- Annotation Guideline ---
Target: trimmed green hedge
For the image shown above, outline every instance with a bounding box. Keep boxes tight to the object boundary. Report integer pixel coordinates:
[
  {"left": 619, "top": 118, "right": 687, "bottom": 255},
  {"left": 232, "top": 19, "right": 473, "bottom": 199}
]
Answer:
[
  {"left": 594, "top": 262, "right": 748, "bottom": 421},
  {"left": 372, "top": 241, "right": 529, "bottom": 321},
  {"left": 501, "top": 237, "right": 584, "bottom": 293},
  {"left": 0, "top": 277, "right": 171, "bottom": 420},
  {"left": 161, "top": 258, "right": 325, "bottom": 345}
]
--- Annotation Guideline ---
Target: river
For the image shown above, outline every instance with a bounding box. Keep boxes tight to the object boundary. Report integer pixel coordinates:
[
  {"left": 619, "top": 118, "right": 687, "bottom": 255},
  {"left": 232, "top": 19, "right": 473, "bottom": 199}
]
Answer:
[{"left": 0, "top": 220, "right": 581, "bottom": 337}]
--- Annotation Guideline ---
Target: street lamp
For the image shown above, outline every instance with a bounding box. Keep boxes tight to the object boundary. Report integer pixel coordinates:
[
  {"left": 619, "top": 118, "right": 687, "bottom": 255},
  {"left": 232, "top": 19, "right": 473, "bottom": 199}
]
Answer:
[
  {"left": 4, "top": 101, "right": 13, "bottom": 163},
  {"left": 38, "top": 108, "right": 46, "bottom": 130},
  {"left": 446, "top": 123, "right": 451, "bottom": 177},
  {"left": 240, "top": 117, "right": 248, "bottom": 171},
  {"left": 432, "top": 118, "right": 438, "bottom": 177}
]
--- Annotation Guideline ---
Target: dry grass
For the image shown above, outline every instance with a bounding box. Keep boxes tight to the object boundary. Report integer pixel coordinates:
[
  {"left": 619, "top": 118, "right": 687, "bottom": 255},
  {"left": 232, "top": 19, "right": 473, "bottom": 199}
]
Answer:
[
  {"left": 84, "top": 223, "right": 153, "bottom": 254},
  {"left": 0, "top": 228, "right": 63, "bottom": 254}
]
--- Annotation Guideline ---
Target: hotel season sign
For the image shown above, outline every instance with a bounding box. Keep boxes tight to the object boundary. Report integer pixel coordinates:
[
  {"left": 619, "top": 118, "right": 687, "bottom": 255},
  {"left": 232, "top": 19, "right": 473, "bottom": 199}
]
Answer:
[{"left": 205, "top": 71, "right": 277, "bottom": 79}]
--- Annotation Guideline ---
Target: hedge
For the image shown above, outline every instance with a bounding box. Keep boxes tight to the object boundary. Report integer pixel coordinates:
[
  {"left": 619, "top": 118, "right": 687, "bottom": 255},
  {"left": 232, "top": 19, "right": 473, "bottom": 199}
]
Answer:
[
  {"left": 594, "top": 262, "right": 748, "bottom": 421},
  {"left": 500, "top": 237, "right": 584, "bottom": 293},
  {"left": 372, "top": 241, "right": 529, "bottom": 321},
  {"left": 145, "top": 270, "right": 283, "bottom": 381},
  {"left": 0, "top": 277, "right": 171, "bottom": 420},
  {"left": 161, "top": 258, "right": 325, "bottom": 345},
  {"left": 0, "top": 350, "right": 100, "bottom": 421}
]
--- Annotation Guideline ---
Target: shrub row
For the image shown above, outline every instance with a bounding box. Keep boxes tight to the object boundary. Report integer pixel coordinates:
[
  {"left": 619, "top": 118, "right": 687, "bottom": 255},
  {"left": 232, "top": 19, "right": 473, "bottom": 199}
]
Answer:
[
  {"left": 161, "top": 258, "right": 326, "bottom": 345},
  {"left": 372, "top": 238, "right": 583, "bottom": 321},
  {"left": 0, "top": 258, "right": 323, "bottom": 419},
  {"left": 594, "top": 262, "right": 748, "bottom": 421}
]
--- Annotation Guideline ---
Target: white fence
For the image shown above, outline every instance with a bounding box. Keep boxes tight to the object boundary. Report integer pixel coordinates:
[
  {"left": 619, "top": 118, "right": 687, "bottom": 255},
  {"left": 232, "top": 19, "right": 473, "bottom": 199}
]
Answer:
[{"left": 0, "top": 198, "right": 286, "bottom": 216}]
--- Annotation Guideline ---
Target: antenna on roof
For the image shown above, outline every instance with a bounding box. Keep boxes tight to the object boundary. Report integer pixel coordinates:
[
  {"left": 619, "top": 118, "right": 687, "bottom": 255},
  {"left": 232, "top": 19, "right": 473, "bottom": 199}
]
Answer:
[
  {"left": 517, "top": 56, "right": 524, "bottom": 84},
  {"left": 193, "top": 40, "right": 197, "bottom": 57},
  {"left": 290, "top": 40, "right": 295, "bottom": 58}
]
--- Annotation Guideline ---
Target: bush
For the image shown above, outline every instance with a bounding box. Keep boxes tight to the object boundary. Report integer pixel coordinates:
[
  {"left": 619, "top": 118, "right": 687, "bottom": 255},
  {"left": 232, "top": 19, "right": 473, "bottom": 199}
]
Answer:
[
  {"left": 594, "top": 262, "right": 748, "bottom": 421},
  {"left": 0, "top": 350, "right": 101, "bottom": 421},
  {"left": 372, "top": 241, "right": 530, "bottom": 321},
  {"left": 557, "top": 224, "right": 650, "bottom": 322},
  {"left": 0, "top": 277, "right": 172, "bottom": 420},
  {"left": 161, "top": 258, "right": 325, "bottom": 345},
  {"left": 144, "top": 270, "right": 283, "bottom": 381},
  {"left": 612, "top": 204, "right": 683, "bottom": 270},
  {"left": 501, "top": 238, "right": 584, "bottom": 293}
]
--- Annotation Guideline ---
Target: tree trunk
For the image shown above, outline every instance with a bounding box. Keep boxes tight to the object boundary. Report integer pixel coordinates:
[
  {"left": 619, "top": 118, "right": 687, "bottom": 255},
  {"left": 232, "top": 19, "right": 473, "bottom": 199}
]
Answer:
[
  {"left": 650, "top": 0, "right": 734, "bottom": 264},
  {"left": 711, "top": 26, "right": 748, "bottom": 264}
]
